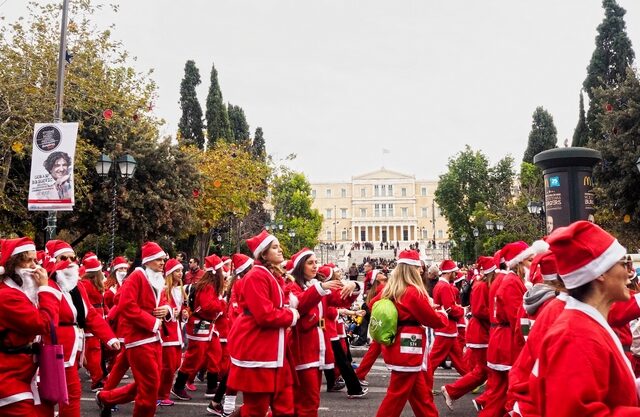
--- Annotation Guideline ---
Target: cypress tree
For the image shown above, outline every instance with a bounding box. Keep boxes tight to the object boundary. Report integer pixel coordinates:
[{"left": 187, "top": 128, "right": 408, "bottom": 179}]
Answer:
[
  {"left": 228, "top": 103, "right": 251, "bottom": 145},
  {"left": 523, "top": 107, "right": 558, "bottom": 163},
  {"left": 251, "top": 127, "right": 266, "bottom": 160},
  {"left": 178, "top": 60, "right": 205, "bottom": 148},
  {"left": 205, "top": 62, "right": 231, "bottom": 147},
  {"left": 572, "top": 92, "right": 589, "bottom": 147}
]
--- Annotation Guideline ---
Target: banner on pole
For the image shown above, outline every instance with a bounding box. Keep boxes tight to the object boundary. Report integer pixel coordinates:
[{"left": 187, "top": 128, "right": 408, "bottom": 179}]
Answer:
[{"left": 28, "top": 123, "right": 78, "bottom": 211}]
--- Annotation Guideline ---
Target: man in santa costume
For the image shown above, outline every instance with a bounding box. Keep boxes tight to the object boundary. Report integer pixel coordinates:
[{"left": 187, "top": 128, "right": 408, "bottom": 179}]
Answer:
[
  {"left": 0, "top": 237, "right": 61, "bottom": 417},
  {"left": 96, "top": 242, "right": 172, "bottom": 417}
]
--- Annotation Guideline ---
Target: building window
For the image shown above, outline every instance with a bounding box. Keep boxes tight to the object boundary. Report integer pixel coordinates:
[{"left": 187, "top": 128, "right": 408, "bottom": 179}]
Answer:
[
  {"left": 326, "top": 230, "right": 332, "bottom": 241},
  {"left": 381, "top": 184, "right": 387, "bottom": 196},
  {"left": 360, "top": 188, "right": 366, "bottom": 197},
  {"left": 360, "top": 208, "right": 367, "bottom": 217},
  {"left": 388, "top": 204, "right": 394, "bottom": 216},
  {"left": 438, "top": 230, "right": 443, "bottom": 239},
  {"left": 326, "top": 189, "right": 332, "bottom": 198},
  {"left": 341, "top": 230, "right": 348, "bottom": 241},
  {"left": 381, "top": 204, "right": 387, "bottom": 217},
  {"left": 387, "top": 184, "right": 393, "bottom": 196},
  {"left": 326, "top": 208, "right": 332, "bottom": 218},
  {"left": 311, "top": 189, "right": 316, "bottom": 198},
  {"left": 341, "top": 208, "right": 347, "bottom": 218},
  {"left": 422, "top": 229, "right": 428, "bottom": 239},
  {"left": 421, "top": 187, "right": 427, "bottom": 196},
  {"left": 438, "top": 207, "right": 442, "bottom": 217},
  {"left": 341, "top": 188, "right": 347, "bottom": 198},
  {"left": 374, "top": 185, "right": 380, "bottom": 197},
  {"left": 421, "top": 207, "right": 428, "bottom": 217},
  {"left": 401, "top": 187, "right": 407, "bottom": 197},
  {"left": 401, "top": 207, "right": 408, "bottom": 217},
  {"left": 374, "top": 204, "right": 380, "bottom": 217}
]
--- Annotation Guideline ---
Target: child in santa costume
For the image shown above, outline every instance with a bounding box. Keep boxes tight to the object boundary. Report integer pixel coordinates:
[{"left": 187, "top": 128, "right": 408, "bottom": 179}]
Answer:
[
  {"left": 37, "top": 240, "right": 119, "bottom": 417},
  {"left": 372, "top": 250, "right": 447, "bottom": 417},
  {"left": 157, "top": 258, "right": 186, "bottom": 406},
  {"left": 0, "top": 237, "right": 61, "bottom": 417},
  {"left": 96, "top": 242, "right": 172, "bottom": 417},
  {"left": 227, "top": 230, "right": 300, "bottom": 417}
]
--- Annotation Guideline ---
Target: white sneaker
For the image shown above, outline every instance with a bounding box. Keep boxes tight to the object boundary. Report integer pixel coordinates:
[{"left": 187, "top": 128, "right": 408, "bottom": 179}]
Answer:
[{"left": 441, "top": 385, "right": 454, "bottom": 410}]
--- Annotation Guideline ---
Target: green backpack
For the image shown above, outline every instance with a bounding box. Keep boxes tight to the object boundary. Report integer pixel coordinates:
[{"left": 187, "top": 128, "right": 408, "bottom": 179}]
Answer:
[{"left": 369, "top": 298, "right": 399, "bottom": 346}]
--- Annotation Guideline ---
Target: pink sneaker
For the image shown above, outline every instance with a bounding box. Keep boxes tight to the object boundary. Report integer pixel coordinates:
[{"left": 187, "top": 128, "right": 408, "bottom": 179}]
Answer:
[
  {"left": 186, "top": 382, "right": 197, "bottom": 392},
  {"left": 158, "top": 399, "right": 175, "bottom": 406}
]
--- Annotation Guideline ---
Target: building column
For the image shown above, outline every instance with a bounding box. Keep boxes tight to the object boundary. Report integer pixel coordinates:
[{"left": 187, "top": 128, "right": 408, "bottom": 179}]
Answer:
[{"left": 352, "top": 226, "right": 356, "bottom": 242}]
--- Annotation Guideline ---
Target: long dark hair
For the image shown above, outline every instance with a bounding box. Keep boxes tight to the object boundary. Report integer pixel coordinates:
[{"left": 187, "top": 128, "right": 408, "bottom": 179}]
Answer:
[
  {"left": 83, "top": 270, "right": 105, "bottom": 293},
  {"left": 195, "top": 268, "right": 225, "bottom": 296},
  {"left": 257, "top": 241, "right": 285, "bottom": 278},
  {"left": 290, "top": 253, "right": 314, "bottom": 290},
  {"left": 0, "top": 252, "right": 31, "bottom": 286}
]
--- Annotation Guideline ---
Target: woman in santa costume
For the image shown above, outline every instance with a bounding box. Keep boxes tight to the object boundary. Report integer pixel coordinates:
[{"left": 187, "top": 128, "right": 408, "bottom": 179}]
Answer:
[
  {"left": 96, "top": 242, "right": 173, "bottom": 417},
  {"left": 172, "top": 254, "right": 226, "bottom": 400},
  {"left": 79, "top": 254, "right": 109, "bottom": 391},
  {"left": 157, "top": 258, "right": 186, "bottom": 406},
  {"left": 441, "top": 255, "right": 497, "bottom": 410},
  {"left": 372, "top": 250, "right": 447, "bottom": 417},
  {"left": 529, "top": 221, "right": 640, "bottom": 416},
  {"left": 227, "top": 230, "right": 300, "bottom": 417},
  {"left": 104, "top": 256, "right": 129, "bottom": 311},
  {"left": 37, "top": 240, "right": 119, "bottom": 417},
  {"left": 0, "top": 237, "right": 61, "bottom": 417}
]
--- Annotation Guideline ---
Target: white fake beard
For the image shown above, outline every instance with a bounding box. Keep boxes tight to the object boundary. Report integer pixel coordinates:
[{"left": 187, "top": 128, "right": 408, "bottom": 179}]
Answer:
[
  {"left": 145, "top": 267, "right": 166, "bottom": 293},
  {"left": 523, "top": 266, "right": 531, "bottom": 282},
  {"left": 15, "top": 268, "right": 39, "bottom": 305},
  {"left": 56, "top": 264, "right": 80, "bottom": 292}
]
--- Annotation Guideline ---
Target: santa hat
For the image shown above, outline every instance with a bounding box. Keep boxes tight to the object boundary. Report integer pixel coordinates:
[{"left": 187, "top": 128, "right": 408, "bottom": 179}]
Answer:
[
  {"left": 285, "top": 259, "right": 294, "bottom": 274},
  {"left": 493, "top": 249, "right": 504, "bottom": 269},
  {"left": 164, "top": 258, "right": 183, "bottom": 277},
  {"left": 477, "top": 256, "right": 497, "bottom": 275},
  {"left": 539, "top": 252, "right": 558, "bottom": 282},
  {"left": 546, "top": 221, "right": 625, "bottom": 290},
  {"left": 45, "top": 239, "right": 74, "bottom": 259},
  {"left": 204, "top": 254, "right": 224, "bottom": 272},
  {"left": 440, "top": 259, "right": 459, "bottom": 273},
  {"left": 141, "top": 242, "right": 166, "bottom": 265},
  {"left": 291, "top": 247, "right": 315, "bottom": 270},
  {"left": 246, "top": 230, "right": 277, "bottom": 259},
  {"left": 82, "top": 251, "right": 98, "bottom": 264},
  {"left": 318, "top": 265, "right": 333, "bottom": 280},
  {"left": 111, "top": 256, "right": 128, "bottom": 272},
  {"left": 397, "top": 249, "right": 421, "bottom": 266},
  {"left": 232, "top": 253, "right": 253, "bottom": 275},
  {"left": 36, "top": 250, "right": 48, "bottom": 266},
  {"left": 454, "top": 271, "right": 466, "bottom": 284},
  {"left": 222, "top": 256, "right": 232, "bottom": 265},
  {"left": 0, "top": 237, "right": 36, "bottom": 275},
  {"left": 503, "top": 240, "right": 549, "bottom": 270},
  {"left": 83, "top": 257, "right": 102, "bottom": 273}
]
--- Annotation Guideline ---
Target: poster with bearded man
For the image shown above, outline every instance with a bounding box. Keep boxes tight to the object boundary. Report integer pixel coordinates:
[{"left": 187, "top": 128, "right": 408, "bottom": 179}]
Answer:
[{"left": 27, "top": 122, "right": 78, "bottom": 211}]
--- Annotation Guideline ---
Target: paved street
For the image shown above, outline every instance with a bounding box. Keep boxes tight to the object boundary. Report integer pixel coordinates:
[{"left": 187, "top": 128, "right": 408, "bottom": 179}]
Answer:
[{"left": 79, "top": 348, "right": 479, "bottom": 417}]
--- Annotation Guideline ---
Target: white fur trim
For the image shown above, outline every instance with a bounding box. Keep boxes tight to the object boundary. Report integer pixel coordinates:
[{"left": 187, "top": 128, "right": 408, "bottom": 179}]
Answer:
[
  {"left": 253, "top": 234, "right": 276, "bottom": 259},
  {"left": 12, "top": 243, "right": 36, "bottom": 257},
  {"left": 483, "top": 265, "right": 496, "bottom": 275},
  {"left": 38, "top": 285, "right": 62, "bottom": 300},
  {"left": 542, "top": 273, "right": 558, "bottom": 281},
  {"left": 235, "top": 258, "right": 253, "bottom": 275},
  {"left": 454, "top": 276, "right": 465, "bottom": 284},
  {"left": 560, "top": 239, "right": 626, "bottom": 289},
  {"left": 164, "top": 263, "right": 183, "bottom": 277},
  {"left": 84, "top": 264, "right": 102, "bottom": 272},
  {"left": 293, "top": 250, "right": 314, "bottom": 269},
  {"left": 440, "top": 265, "right": 459, "bottom": 273},
  {"left": 397, "top": 258, "right": 421, "bottom": 267},
  {"left": 111, "top": 262, "right": 128, "bottom": 271},
  {"left": 53, "top": 247, "right": 74, "bottom": 259},
  {"left": 0, "top": 266, "right": 4, "bottom": 275},
  {"left": 142, "top": 250, "right": 166, "bottom": 265},
  {"left": 507, "top": 240, "right": 549, "bottom": 269}
]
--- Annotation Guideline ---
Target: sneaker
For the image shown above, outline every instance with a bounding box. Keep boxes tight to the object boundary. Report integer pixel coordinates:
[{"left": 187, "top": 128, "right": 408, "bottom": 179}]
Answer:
[
  {"left": 207, "top": 401, "right": 223, "bottom": 416},
  {"left": 196, "top": 370, "right": 206, "bottom": 382},
  {"left": 205, "top": 387, "right": 217, "bottom": 398},
  {"left": 91, "top": 381, "right": 104, "bottom": 392},
  {"left": 358, "top": 379, "right": 369, "bottom": 387},
  {"left": 121, "top": 374, "right": 130, "bottom": 380},
  {"left": 171, "top": 387, "right": 192, "bottom": 401},
  {"left": 158, "top": 399, "right": 175, "bottom": 406},
  {"left": 471, "top": 382, "right": 486, "bottom": 394},
  {"left": 347, "top": 387, "right": 368, "bottom": 399},
  {"left": 95, "top": 392, "right": 112, "bottom": 417},
  {"left": 186, "top": 382, "right": 197, "bottom": 392},
  {"left": 327, "top": 383, "right": 345, "bottom": 392},
  {"left": 472, "top": 399, "right": 484, "bottom": 412},
  {"left": 441, "top": 386, "right": 454, "bottom": 410}
]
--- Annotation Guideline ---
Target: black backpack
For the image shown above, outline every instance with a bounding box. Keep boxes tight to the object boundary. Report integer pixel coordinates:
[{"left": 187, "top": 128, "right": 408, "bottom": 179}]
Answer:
[
  {"left": 187, "top": 284, "right": 197, "bottom": 311},
  {"left": 459, "top": 279, "right": 472, "bottom": 307}
]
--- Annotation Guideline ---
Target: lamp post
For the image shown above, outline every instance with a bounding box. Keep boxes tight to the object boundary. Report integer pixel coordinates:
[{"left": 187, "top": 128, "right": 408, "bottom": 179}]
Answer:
[
  {"left": 527, "top": 200, "right": 545, "bottom": 235},
  {"left": 96, "top": 150, "right": 137, "bottom": 265},
  {"left": 460, "top": 234, "right": 467, "bottom": 262},
  {"left": 472, "top": 227, "right": 479, "bottom": 261},
  {"left": 288, "top": 230, "right": 297, "bottom": 250}
]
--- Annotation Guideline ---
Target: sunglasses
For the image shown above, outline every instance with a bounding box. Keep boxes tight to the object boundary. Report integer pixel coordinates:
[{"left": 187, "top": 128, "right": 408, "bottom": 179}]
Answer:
[{"left": 59, "top": 255, "right": 77, "bottom": 262}]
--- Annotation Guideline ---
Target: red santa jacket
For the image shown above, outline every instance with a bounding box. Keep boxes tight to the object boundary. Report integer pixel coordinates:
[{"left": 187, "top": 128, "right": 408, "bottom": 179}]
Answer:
[
  {"left": 466, "top": 278, "right": 490, "bottom": 348},
  {"left": 228, "top": 264, "right": 297, "bottom": 370},
  {"left": 432, "top": 278, "right": 464, "bottom": 337},
  {"left": 79, "top": 279, "right": 107, "bottom": 340},
  {"left": 184, "top": 268, "right": 204, "bottom": 285},
  {"left": 608, "top": 291, "right": 640, "bottom": 355},
  {"left": 104, "top": 284, "right": 119, "bottom": 311},
  {"left": 162, "top": 286, "right": 185, "bottom": 348},
  {"left": 531, "top": 297, "right": 640, "bottom": 417},
  {"left": 186, "top": 283, "right": 225, "bottom": 342},
  {"left": 116, "top": 267, "right": 170, "bottom": 349},
  {"left": 325, "top": 306, "right": 339, "bottom": 341},
  {"left": 507, "top": 293, "right": 567, "bottom": 417},
  {"left": 486, "top": 271, "right": 506, "bottom": 369},
  {"left": 105, "top": 286, "right": 125, "bottom": 341},
  {"left": 43, "top": 280, "right": 116, "bottom": 367},
  {"left": 0, "top": 281, "right": 60, "bottom": 408},
  {"left": 228, "top": 278, "right": 245, "bottom": 324},
  {"left": 373, "top": 286, "right": 447, "bottom": 372}
]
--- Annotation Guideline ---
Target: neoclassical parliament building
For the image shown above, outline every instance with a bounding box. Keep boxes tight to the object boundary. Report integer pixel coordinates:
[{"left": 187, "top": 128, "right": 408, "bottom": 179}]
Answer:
[{"left": 310, "top": 168, "right": 450, "bottom": 247}]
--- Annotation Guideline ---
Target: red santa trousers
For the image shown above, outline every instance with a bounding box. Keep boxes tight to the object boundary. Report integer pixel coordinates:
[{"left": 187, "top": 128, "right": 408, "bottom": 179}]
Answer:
[
  {"left": 104, "top": 348, "right": 130, "bottom": 390},
  {"left": 158, "top": 346, "right": 182, "bottom": 400},
  {"left": 2, "top": 399, "right": 37, "bottom": 417},
  {"left": 99, "top": 343, "right": 162, "bottom": 417},
  {"left": 181, "top": 338, "right": 221, "bottom": 375},
  {"left": 477, "top": 368, "right": 508, "bottom": 417},
  {"left": 36, "top": 361, "right": 82, "bottom": 417},
  {"left": 84, "top": 336, "right": 103, "bottom": 384},
  {"left": 355, "top": 340, "right": 381, "bottom": 381},
  {"left": 426, "top": 335, "right": 468, "bottom": 379},
  {"left": 376, "top": 371, "right": 438, "bottom": 417},
  {"left": 444, "top": 347, "right": 488, "bottom": 400},
  {"left": 294, "top": 368, "right": 322, "bottom": 417},
  {"left": 240, "top": 386, "right": 294, "bottom": 417}
]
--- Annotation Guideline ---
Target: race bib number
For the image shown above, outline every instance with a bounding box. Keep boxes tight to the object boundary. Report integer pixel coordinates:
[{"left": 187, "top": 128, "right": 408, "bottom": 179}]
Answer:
[
  {"left": 194, "top": 319, "right": 211, "bottom": 335},
  {"left": 399, "top": 332, "right": 423, "bottom": 354}
]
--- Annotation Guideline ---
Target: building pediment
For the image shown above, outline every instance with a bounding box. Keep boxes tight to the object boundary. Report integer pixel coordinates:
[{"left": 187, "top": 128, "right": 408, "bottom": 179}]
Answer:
[{"left": 352, "top": 168, "right": 415, "bottom": 181}]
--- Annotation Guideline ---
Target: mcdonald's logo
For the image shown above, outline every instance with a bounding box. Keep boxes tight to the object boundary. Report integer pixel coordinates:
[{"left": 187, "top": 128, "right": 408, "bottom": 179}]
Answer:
[{"left": 583, "top": 176, "right": 593, "bottom": 186}]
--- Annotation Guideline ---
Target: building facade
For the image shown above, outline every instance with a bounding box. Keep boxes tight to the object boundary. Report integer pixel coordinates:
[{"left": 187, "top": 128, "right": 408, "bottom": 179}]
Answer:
[{"left": 310, "top": 168, "right": 450, "bottom": 245}]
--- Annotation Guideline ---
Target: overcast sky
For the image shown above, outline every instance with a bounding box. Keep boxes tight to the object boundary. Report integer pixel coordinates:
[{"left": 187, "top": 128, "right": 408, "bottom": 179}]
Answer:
[{"left": 3, "top": 0, "right": 640, "bottom": 183}]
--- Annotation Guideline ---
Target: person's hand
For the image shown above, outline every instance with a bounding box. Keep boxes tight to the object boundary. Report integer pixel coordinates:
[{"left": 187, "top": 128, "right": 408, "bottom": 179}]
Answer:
[
  {"left": 355, "top": 309, "right": 366, "bottom": 317},
  {"left": 32, "top": 267, "right": 48, "bottom": 287},
  {"left": 173, "top": 307, "right": 179, "bottom": 317},
  {"left": 153, "top": 306, "right": 170, "bottom": 318},
  {"left": 340, "top": 281, "right": 357, "bottom": 299},
  {"left": 321, "top": 280, "right": 342, "bottom": 291},
  {"left": 55, "top": 174, "right": 70, "bottom": 186},
  {"left": 109, "top": 340, "right": 121, "bottom": 351}
]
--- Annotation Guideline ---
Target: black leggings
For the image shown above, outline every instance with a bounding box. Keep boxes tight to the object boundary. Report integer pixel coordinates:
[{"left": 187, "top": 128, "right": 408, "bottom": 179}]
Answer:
[{"left": 329, "top": 339, "right": 363, "bottom": 395}]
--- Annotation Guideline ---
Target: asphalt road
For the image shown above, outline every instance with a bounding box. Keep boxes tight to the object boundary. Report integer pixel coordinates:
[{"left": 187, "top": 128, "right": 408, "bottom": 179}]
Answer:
[{"left": 78, "top": 347, "right": 480, "bottom": 417}]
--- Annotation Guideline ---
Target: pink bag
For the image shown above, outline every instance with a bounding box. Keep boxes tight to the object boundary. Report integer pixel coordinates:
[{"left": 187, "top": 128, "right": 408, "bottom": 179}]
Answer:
[{"left": 38, "top": 315, "right": 68, "bottom": 404}]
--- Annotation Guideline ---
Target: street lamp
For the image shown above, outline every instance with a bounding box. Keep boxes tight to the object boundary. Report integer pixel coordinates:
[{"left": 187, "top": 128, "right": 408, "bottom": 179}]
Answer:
[
  {"left": 636, "top": 156, "right": 640, "bottom": 173},
  {"left": 288, "top": 230, "right": 297, "bottom": 249},
  {"left": 527, "top": 201, "right": 545, "bottom": 234},
  {"left": 485, "top": 220, "right": 494, "bottom": 231},
  {"left": 495, "top": 221, "right": 504, "bottom": 231},
  {"left": 95, "top": 151, "right": 137, "bottom": 265}
]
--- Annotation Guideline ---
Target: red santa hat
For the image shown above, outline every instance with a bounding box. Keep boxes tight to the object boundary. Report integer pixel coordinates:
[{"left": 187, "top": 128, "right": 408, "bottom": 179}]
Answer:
[
  {"left": 0, "top": 237, "right": 37, "bottom": 275},
  {"left": 539, "top": 251, "right": 558, "bottom": 282},
  {"left": 291, "top": 247, "right": 315, "bottom": 270},
  {"left": 45, "top": 239, "right": 74, "bottom": 259},
  {"left": 546, "top": 221, "right": 625, "bottom": 290},
  {"left": 232, "top": 253, "right": 253, "bottom": 275},
  {"left": 477, "top": 256, "right": 497, "bottom": 275},
  {"left": 285, "top": 259, "right": 294, "bottom": 274},
  {"left": 318, "top": 265, "right": 333, "bottom": 280},
  {"left": 222, "top": 256, "right": 231, "bottom": 265},
  {"left": 82, "top": 251, "right": 98, "bottom": 264},
  {"left": 164, "top": 258, "right": 183, "bottom": 277},
  {"left": 493, "top": 249, "right": 504, "bottom": 269},
  {"left": 440, "top": 259, "right": 459, "bottom": 273},
  {"left": 141, "top": 242, "right": 166, "bottom": 265},
  {"left": 36, "top": 250, "right": 48, "bottom": 266},
  {"left": 110, "top": 256, "right": 128, "bottom": 272},
  {"left": 246, "top": 230, "right": 277, "bottom": 259},
  {"left": 204, "top": 254, "right": 224, "bottom": 272},
  {"left": 397, "top": 249, "right": 421, "bottom": 266},
  {"left": 454, "top": 271, "right": 466, "bottom": 284},
  {"left": 503, "top": 240, "right": 549, "bottom": 270},
  {"left": 83, "top": 257, "right": 102, "bottom": 273}
]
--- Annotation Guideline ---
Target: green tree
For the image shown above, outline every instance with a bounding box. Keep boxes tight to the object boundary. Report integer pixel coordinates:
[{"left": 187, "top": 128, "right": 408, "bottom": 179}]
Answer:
[
  {"left": 572, "top": 91, "right": 589, "bottom": 147},
  {"left": 583, "top": 0, "right": 635, "bottom": 143},
  {"left": 270, "top": 169, "right": 322, "bottom": 256},
  {"left": 205, "top": 62, "right": 231, "bottom": 147},
  {"left": 251, "top": 127, "right": 267, "bottom": 161},
  {"left": 228, "top": 103, "right": 251, "bottom": 146},
  {"left": 178, "top": 60, "right": 205, "bottom": 148},
  {"left": 523, "top": 107, "right": 558, "bottom": 163}
]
